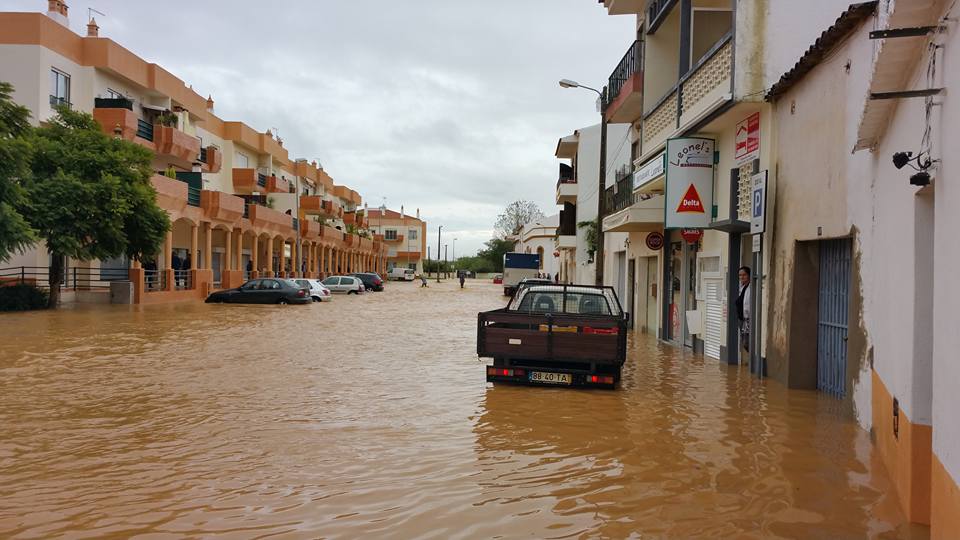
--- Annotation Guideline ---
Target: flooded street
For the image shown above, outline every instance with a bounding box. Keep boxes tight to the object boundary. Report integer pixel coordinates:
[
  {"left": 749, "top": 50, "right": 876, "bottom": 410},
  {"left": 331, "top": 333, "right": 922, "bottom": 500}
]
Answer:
[{"left": 0, "top": 281, "right": 921, "bottom": 539}]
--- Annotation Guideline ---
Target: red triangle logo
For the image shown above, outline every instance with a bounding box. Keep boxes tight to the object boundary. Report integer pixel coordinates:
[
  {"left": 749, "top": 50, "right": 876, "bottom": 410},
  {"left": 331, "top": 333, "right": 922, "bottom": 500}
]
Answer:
[{"left": 676, "top": 183, "right": 705, "bottom": 213}]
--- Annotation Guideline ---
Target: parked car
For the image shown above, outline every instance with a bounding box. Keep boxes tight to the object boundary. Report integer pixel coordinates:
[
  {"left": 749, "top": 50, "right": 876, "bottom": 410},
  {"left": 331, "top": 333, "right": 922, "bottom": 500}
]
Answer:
[
  {"left": 321, "top": 275, "right": 365, "bottom": 294},
  {"left": 493, "top": 274, "right": 503, "bottom": 284},
  {"left": 295, "top": 279, "right": 333, "bottom": 302},
  {"left": 351, "top": 272, "right": 384, "bottom": 292},
  {"left": 205, "top": 278, "right": 311, "bottom": 305}
]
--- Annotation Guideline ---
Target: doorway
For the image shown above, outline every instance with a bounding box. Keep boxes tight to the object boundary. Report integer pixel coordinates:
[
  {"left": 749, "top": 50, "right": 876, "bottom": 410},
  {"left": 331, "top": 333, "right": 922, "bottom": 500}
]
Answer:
[
  {"left": 644, "top": 256, "right": 658, "bottom": 334},
  {"left": 817, "top": 238, "right": 851, "bottom": 397}
]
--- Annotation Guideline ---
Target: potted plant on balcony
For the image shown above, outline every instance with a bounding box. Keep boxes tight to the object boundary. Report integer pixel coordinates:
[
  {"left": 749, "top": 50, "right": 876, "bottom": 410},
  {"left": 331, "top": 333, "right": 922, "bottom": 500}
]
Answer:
[
  {"left": 154, "top": 112, "right": 178, "bottom": 128},
  {"left": 266, "top": 197, "right": 276, "bottom": 209}
]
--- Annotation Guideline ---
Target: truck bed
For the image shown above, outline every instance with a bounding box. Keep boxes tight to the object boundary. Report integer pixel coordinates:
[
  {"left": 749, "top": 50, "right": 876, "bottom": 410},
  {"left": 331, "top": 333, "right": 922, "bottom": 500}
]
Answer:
[{"left": 477, "top": 308, "right": 627, "bottom": 365}]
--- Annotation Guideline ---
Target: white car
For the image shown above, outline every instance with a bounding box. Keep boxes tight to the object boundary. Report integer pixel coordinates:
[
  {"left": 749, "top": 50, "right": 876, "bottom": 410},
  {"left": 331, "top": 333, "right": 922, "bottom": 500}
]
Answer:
[
  {"left": 321, "top": 275, "right": 365, "bottom": 294},
  {"left": 295, "top": 279, "right": 332, "bottom": 302}
]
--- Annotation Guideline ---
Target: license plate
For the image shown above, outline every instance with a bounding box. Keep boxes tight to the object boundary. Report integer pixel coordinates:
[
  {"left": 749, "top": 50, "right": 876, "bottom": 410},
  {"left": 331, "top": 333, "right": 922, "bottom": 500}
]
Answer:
[{"left": 529, "top": 371, "right": 572, "bottom": 385}]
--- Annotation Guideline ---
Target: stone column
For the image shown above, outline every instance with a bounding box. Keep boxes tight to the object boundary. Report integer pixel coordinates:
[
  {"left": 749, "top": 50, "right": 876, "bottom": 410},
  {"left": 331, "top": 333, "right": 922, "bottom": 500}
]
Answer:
[
  {"left": 162, "top": 229, "right": 173, "bottom": 291},
  {"left": 190, "top": 224, "right": 199, "bottom": 290},
  {"left": 251, "top": 234, "right": 259, "bottom": 278},
  {"left": 235, "top": 229, "right": 243, "bottom": 273},
  {"left": 225, "top": 229, "right": 233, "bottom": 271},
  {"left": 204, "top": 223, "right": 212, "bottom": 270},
  {"left": 279, "top": 240, "right": 287, "bottom": 277}
]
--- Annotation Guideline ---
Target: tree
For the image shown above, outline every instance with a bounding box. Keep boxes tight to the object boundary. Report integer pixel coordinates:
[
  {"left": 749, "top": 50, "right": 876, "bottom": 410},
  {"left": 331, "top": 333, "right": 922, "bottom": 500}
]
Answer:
[
  {"left": 0, "top": 82, "right": 36, "bottom": 261},
  {"left": 476, "top": 237, "right": 515, "bottom": 272},
  {"left": 494, "top": 200, "right": 545, "bottom": 239},
  {"left": 21, "top": 106, "right": 170, "bottom": 307}
]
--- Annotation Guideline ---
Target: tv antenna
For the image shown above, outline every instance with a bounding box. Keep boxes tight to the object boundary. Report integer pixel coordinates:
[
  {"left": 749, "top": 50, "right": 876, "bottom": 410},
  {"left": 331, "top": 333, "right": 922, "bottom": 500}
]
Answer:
[{"left": 88, "top": 8, "right": 105, "bottom": 23}]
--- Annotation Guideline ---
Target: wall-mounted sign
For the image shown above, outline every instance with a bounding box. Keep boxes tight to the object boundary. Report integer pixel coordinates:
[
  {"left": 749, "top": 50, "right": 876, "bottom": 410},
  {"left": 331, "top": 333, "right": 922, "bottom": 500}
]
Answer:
[
  {"left": 553, "top": 250, "right": 560, "bottom": 257},
  {"left": 751, "top": 170, "right": 767, "bottom": 235},
  {"left": 645, "top": 231, "right": 665, "bottom": 250},
  {"left": 681, "top": 229, "right": 703, "bottom": 243},
  {"left": 665, "top": 137, "right": 715, "bottom": 229},
  {"left": 633, "top": 151, "right": 665, "bottom": 191},
  {"left": 735, "top": 112, "right": 760, "bottom": 166}
]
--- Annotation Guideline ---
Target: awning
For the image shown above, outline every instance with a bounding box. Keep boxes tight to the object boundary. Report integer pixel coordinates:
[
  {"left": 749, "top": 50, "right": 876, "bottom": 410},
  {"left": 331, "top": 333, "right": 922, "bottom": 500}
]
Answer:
[{"left": 141, "top": 103, "right": 169, "bottom": 112}]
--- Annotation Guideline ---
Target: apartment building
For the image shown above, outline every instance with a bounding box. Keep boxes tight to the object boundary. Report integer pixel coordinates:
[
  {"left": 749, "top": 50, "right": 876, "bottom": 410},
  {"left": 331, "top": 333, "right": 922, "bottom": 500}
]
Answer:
[
  {"left": 512, "top": 213, "right": 560, "bottom": 279},
  {"left": 366, "top": 207, "right": 427, "bottom": 273},
  {"left": 552, "top": 123, "right": 631, "bottom": 288},
  {"left": 0, "top": 2, "right": 387, "bottom": 304}
]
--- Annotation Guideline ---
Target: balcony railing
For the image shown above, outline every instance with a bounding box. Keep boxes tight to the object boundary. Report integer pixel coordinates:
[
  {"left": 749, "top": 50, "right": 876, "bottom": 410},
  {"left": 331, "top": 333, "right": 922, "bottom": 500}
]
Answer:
[
  {"left": 136, "top": 119, "right": 154, "bottom": 142},
  {"left": 606, "top": 40, "right": 643, "bottom": 106},
  {"left": 257, "top": 173, "right": 267, "bottom": 188},
  {"left": 48, "top": 95, "right": 71, "bottom": 109},
  {"left": 558, "top": 207, "right": 577, "bottom": 236},
  {"left": 199, "top": 147, "right": 208, "bottom": 163},
  {"left": 243, "top": 204, "right": 250, "bottom": 219},
  {"left": 604, "top": 175, "right": 635, "bottom": 215},
  {"left": 557, "top": 162, "right": 575, "bottom": 188},
  {"left": 94, "top": 97, "right": 133, "bottom": 110},
  {"left": 187, "top": 186, "right": 201, "bottom": 207},
  {"left": 144, "top": 269, "right": 165, "bottom": 291},
  {"left": 292, "top": 217, "right": 299, "bottom": 231},
  {"left": 173, "top": 269, "right": 192, "bottom": 290}
]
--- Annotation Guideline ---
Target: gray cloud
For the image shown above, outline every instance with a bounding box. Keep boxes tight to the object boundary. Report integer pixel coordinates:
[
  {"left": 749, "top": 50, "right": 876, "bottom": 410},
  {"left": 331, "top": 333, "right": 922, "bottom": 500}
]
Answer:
[{"left": 7, "top": 0, "right": 634, "bottom": 254}]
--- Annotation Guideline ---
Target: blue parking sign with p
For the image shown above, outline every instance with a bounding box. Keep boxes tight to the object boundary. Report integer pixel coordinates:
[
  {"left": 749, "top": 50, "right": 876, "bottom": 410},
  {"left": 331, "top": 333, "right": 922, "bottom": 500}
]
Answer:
[
  {"left": 753, "top": 190, "right": 762, "bottom": 217},
  {"left": 750, "top": 171, "right": 767, "bottom": 235}
]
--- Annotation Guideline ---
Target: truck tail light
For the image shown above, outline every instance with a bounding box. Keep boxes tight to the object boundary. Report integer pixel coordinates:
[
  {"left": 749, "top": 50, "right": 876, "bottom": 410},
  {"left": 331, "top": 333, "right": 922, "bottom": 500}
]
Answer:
[{"left": 487, "top": 368, "right": 525, "bottom": 377}]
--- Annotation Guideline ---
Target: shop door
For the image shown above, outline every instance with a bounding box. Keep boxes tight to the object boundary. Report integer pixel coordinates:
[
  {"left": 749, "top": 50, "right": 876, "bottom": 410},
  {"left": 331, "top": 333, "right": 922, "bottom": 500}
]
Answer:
[
  {"left": 645, "top": 257, "right": 658, "bottom": 334},
  {"left": 703, "top": 274, "right": 723, "bottom": 359},
  {"left": 683, "top": 240, "right": 698, "bottom": 347},
  {"left": 817, "top": 239, "right": 851, "bottom": 397}
]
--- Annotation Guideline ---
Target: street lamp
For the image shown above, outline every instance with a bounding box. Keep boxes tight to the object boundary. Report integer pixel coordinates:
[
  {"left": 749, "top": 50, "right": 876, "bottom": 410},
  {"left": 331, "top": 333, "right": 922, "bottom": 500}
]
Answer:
[
  {"left": 560, "top": 78, "right": 608, "bottom": 286},
  {"left": 436, "top": 225, "right": 442, "bottom": 283},
  {"left": 452, "top": 237, "right": 457, "bottom": 273}
]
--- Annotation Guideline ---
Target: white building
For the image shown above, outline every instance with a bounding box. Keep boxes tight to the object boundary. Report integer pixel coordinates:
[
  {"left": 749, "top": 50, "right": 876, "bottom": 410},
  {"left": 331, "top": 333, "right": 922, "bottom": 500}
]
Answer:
[{"left": 512, "top": 213, "right": 559, "bottom": 279}]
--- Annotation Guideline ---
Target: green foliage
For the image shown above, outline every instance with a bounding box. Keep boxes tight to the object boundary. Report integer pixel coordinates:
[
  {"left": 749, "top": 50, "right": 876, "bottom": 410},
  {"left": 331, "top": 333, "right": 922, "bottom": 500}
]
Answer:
[
  {"left": 346, "top": 223, "right": 357, "bottom": 235},
  {"left": 455, "top": 255, "right": 496, "bottom": 274},
  {"left": 22, "top": 106, "right": 170, "bottom": 306},
  {"left": 578, "top": 220, "right": 597, "bottom": 261},
  {"left": 476, "top": 237, "right": 515, "bottom": 272},
  {"left": 164, "top": 166, "right": 177, "bottom": 179},
  {"left": 266, "top": 196, "right": 275, "bottom": 209},
  {"left": 154, "top": 112, "right": 178, "bottom": 127},
  {"left": 423, "top": 259, "right": 453, "bottom": 273},
  {"left": 0, "top": 284, "right": 49, "bottom": 312},
  {"left": 0, "top": 81, "right": 36, "bottom": 262}
]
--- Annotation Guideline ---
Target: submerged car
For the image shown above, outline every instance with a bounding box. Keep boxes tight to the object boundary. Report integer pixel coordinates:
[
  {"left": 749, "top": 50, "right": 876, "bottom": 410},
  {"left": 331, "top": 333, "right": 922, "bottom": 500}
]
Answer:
[
  {"left": 321, "top": 275, "right": 365, "bottom": 294},
  {"left": 493, "top": 274, "right": 503, "bottom": 284},
  {"left": 351, "top": 272, "right": 384, "bottom": 292},
  {"left": 295, "top": 279, "right": 333, "bottom": 302},
  {"left": 205, "top": 278, "right": 311, "bottom": 304}
]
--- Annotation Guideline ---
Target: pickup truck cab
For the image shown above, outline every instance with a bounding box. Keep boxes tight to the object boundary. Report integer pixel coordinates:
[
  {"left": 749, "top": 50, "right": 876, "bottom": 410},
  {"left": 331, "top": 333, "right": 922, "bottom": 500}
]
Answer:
[{"left": 477, "top": 285, "right": 628, "bottom": 389}]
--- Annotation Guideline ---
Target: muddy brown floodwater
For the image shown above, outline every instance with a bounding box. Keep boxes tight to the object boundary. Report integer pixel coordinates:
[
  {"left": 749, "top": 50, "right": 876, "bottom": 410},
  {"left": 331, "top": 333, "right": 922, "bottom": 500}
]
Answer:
[{"left": 0, "top": 280, "right": 924, "bottom": 539}]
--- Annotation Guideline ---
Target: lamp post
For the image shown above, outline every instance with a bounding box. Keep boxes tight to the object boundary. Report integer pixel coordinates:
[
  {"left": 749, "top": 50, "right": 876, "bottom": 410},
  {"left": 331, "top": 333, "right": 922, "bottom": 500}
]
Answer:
[
  {"left": 444, "top": 244, "right": 448, "bottom": 279},
  {"left": 436, "top": 225, "right": 442, "bottom": 283},
  {"left": 560, "top": 78, "right": 607, "bottom": 286},
  {"left": 452, "top": 237, "right": 457, "bottom": 273}
]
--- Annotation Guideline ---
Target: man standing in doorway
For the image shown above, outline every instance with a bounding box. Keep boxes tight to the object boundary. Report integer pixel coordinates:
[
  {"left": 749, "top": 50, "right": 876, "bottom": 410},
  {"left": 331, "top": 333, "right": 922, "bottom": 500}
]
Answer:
[{"left": 736, "top": 266, "right": 751, "bottom": 353}]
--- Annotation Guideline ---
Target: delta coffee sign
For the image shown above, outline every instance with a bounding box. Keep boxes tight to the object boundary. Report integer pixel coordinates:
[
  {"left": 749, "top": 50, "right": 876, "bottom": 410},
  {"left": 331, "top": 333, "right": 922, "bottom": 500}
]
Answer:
[{"left": 665, "top": 137, "right": 715, "bottom": 229}]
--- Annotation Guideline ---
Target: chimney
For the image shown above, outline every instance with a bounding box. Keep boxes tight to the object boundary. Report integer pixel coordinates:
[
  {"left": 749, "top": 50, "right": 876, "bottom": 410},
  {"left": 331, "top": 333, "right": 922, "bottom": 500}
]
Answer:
[
  {"left": 86, "top": 17, "right": 99, "bottom": 37},
  {"left": 46, "top": 0, "right": 69, "bottom": 26},
  {"left": 206, "top": 95, "right": 214, "bottom": 112},
  {"left": 401, "top": 205, "right": 404, "bottom": 219},
  {"left": 416, "top": 208, "right": 420, "bottom": 219}
]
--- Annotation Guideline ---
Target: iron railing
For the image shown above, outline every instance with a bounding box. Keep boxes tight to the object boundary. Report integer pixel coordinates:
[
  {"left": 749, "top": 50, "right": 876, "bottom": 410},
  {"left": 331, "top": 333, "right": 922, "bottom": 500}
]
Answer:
[
  {"left": 173, "top": 269, "right": 192, "bottom": 290},
  {"left": 606, "top": 40, "right": 643, "bottom": 106},
  {"left": 292, "top": 217, "right": 299, "bottom": 231},
  {"left": 243, "top": 204, "right": 250, "bottom": 219},
  {"left": 604, "top": 175, "right": 635, "bottom": 215},
  {"left": 136, "top": 119, "right": 154, "bottom": 141},
  {"left": 49, "top": 95, "right": 71, "bottom": 109},
  {"left": 94, "top": 97, "right": 133, "bottom": 110},
  {"left": 199, "top": 146, "right": 208, "bottom": 163},
  {"left": 187, "top": 186, "right": 201, "bottom": 207},
  {"left": 144, "top": 269, "right": 165, "bottom": 291},
  {"left": 557, "top": 163, "right": 575, "bottom": 188},
  {"left": 0, "top": 266, "right": 128, "bottom": 289},
  {"left": 257, "top": 173, "right": 268, "bottom": 188}
]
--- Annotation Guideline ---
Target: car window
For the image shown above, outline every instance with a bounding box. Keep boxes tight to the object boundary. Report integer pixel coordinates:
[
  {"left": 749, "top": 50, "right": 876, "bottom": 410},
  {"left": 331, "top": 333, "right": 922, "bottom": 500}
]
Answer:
[
  {"left": 296, "top": 280, "right": 310, "bottom": 288},
  {"left": 241, "top": 280, "right": 260, "bottom": 290},
  {"left": 322, "top": 277, "right": 339, "bottom": 286},
  {"left": 264, "top": 280, "right": 281, "bottom": 290}
]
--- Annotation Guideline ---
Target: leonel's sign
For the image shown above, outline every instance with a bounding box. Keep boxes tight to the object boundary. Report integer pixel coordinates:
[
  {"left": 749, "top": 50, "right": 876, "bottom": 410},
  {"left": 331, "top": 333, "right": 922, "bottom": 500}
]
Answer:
[{"left": 664, "top": 137, "right": 715, "bottom": 229}]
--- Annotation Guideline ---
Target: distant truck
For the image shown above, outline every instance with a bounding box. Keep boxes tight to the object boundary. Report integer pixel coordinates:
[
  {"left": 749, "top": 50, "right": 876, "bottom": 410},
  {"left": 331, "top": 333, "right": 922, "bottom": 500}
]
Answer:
[
  {"left": 388, "top": 267, "right": 416, "bottom": 281},
  {"left": 477, "top": 284, "right": 628, "bottom": 388},
  {"left": 502, "top": 252, "right": 541, "bottom": 296}
]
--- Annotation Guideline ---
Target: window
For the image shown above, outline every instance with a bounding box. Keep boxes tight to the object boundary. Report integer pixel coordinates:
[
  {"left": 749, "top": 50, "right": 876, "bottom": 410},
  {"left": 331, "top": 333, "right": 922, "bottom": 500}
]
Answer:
[
  {"left": 408, "top": 229, "right": 418, "bottom": 240},
  {"left": 50, "top": 68, "right": 70, "bottom": 107},
  {"left": 385, "top": 229, "right": 397, "bottom": 240},
  {"left": 106, "top": 88, "right": 124, "bottom": 99},
  {"left": 235, "top": 152, "right": 249, "bottom": 168}
]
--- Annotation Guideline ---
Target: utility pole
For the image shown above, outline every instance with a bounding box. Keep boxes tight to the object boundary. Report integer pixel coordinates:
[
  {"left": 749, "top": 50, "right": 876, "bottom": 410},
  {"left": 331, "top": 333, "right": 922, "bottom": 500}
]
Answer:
[
  {"left": 436, "top": 225, "right": 442, "bottom": 283},
  {"left": 444, "top": 244, "right": 448, "bottom": 279},
  {"left": 595, "top": 87, "right": 608, "bottom": 286}
]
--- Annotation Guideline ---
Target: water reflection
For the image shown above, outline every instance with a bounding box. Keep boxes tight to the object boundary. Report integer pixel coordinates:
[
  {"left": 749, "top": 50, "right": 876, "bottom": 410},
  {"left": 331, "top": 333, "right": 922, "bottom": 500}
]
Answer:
[{"left": 0, "top": 282, "right": 921, "bottom": 538}]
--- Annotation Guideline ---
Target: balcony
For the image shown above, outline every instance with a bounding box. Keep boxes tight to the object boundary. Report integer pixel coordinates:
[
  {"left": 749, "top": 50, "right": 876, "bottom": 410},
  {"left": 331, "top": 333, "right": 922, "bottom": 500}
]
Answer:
[
  {"left": 605, "top": 40, "right": 643, "bottom": 123},
  {"left": 156, "top": 125, "right": 201, "bottom": 164},
  {"left": 556, "top": 163, "right": 577, "bottom": 205},
  {"left": 266, "top": 175, "right": 290, "bottom": 194},
  {"left": 343, "top": 233, "right": 355, "bottom": 247},
  {"left": 602, "top": 194, "right": 665, "bottom": 233},
  {"left": 343, "top": 211, "right": 357, "bottom": 225},
  {"left": 641, "top": 34, "right": 732, "bottom": 155},
  {"left": 198, "top": 146, "right": 222, "bottom": 173},
  {"left": 386, "top": 234, "right": 405, "bottom": 243},
  {"left": 149, "top": 174, "right": 190, "bottom": 214},
  {"left": 232, "top": 168, "right": 258, "bottom": 194},
  {"left": 247, "top": 203, "right": 294, "bottom": 233},
  {"left": 393, "top": 251, "right": 422, "bottom": 259},
  {"left": 201, "top": 190, "right": 245, "bottom": 222},
  {"left": 599, "top": 0, "right": 647, "bottom": 15},
  {"left": 557, "top": 204, "right": 577, "bottom": 250}
]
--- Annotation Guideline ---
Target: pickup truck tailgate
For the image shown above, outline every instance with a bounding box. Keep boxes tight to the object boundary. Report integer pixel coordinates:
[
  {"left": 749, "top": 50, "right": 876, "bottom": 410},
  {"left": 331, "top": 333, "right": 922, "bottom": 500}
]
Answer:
[{"left": 477, "top": 309, "right": 626, "bottom": 364}]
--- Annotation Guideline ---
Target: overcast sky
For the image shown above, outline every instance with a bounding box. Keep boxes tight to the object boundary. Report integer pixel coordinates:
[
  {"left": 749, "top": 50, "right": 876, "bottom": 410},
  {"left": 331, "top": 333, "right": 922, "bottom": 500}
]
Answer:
[{"left": 11, "top": 0, "right": 634, "bottom": 256}]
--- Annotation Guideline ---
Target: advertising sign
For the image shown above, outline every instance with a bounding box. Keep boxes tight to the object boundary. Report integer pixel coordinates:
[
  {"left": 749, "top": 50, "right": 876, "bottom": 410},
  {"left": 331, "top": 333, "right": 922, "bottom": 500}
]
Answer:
[
  {"left": 681, "top": 229, "right": 703, "bottom": 243},
  {"left": 751, "top": 171, "right": 767, "bottom": 235},
  {"left": 735, "top": 112, "right": 760, "bottom": 166},
  {"left": 633, "top": 151, "right": 665, "bottom": 191},
  {"left": 665, "top": 137, "right": 715, "bottom": 229},
  {"left": 645, "top": 232, "right": 664, "bottom": 250}
]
